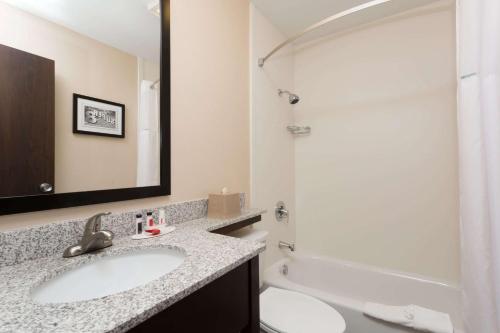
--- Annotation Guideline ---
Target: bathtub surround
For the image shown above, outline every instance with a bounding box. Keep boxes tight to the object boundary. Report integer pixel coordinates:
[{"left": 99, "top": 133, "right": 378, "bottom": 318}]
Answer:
[
  {"left": 457, "top": 0, "right": 500, "bottom": 332},
  {"left": 0, "top": 0, "right": 251, "bottom": 230},
  {"left": 0, "top": 196, "right": 246, "bottom": 267},
  {"left": 250, "top": 0, "right": 460, "bottom": 284},
  {"left": 293, "top": 1, "right": 459, "bottom": 282},
  {"left": 250, "top": 3, "right": 296, "bottom": 268},
  {"left": 0, "top": 208, "right": 264, "bottom": 333}
]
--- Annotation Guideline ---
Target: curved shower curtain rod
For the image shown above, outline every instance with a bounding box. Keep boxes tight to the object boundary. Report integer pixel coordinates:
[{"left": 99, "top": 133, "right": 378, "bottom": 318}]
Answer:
[{"left": 258, "top": 0, "right": 392, "bottom": 67}]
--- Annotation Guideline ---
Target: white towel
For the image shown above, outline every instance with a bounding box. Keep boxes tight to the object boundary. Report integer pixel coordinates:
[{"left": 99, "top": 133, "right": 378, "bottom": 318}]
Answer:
[{"left": 363, "top": 303, "right": 453, "bottom": 333}]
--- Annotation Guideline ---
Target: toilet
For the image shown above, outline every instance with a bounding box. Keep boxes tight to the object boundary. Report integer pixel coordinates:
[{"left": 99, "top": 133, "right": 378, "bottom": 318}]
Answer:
[
  {"left": 227, "top": 228, "right": 269, "bottom": 285},
  {"left": 228, "top": 228, "right": 346, "bottom": 333},
  {"left": 260, "top": 287, "right": 346, "bottom": 333}
]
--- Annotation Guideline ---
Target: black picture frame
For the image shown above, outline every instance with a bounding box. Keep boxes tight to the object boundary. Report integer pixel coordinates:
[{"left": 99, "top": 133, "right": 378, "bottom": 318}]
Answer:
[
  {"left": 0, "top": 0, "right": 171, "bottom": 216},
  {"left": 73, "top": 94, "right": 125, "bottom": 138}
]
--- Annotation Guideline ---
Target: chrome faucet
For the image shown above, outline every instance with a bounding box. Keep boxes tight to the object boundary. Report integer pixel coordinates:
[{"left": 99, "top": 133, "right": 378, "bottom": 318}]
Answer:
[
  {"left": 63, "top": 212, "right": 114, "bottom": 258},
  {"left": 278, "top": 241, "right": 295, "bottom": 252}
]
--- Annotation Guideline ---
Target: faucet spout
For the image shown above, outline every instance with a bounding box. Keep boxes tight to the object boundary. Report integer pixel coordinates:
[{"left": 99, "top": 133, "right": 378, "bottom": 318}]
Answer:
[
  {"left": 84, "top": 212, "right": 111, "bottom": 236},
  {"left": 63, "top": 212, "right": 114, "bottom": 258},
  {"left": 278, "top": 241, "right": 296, "bottom": 252}
]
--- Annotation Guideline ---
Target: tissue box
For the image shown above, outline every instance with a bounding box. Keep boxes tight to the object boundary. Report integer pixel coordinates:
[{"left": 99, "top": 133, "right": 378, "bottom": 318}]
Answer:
[{"left": 207, "top": 193, "right": 241, "bottom": 218}]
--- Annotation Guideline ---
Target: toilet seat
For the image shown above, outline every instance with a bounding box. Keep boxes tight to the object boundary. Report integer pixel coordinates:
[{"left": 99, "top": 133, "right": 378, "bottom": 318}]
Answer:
[
  {"left": 260, "top": 287, "right": 346, "bottom": 333},
  {"left": 260, "top": 321, "right": 282, "bottom": 333}
]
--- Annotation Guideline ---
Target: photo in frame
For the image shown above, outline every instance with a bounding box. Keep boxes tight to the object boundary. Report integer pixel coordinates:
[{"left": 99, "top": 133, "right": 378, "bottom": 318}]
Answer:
[{"left": 73, "top": 94, "right": 125, "bottom": 138}]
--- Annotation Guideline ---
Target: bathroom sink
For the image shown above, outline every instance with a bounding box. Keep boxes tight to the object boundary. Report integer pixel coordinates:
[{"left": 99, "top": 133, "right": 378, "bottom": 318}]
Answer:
[{"left": 31, "top": 247, "right": 185, "bottom": 304}]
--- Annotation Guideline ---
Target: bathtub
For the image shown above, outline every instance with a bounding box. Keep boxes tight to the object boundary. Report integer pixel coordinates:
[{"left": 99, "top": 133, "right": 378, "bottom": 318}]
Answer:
[{"left": 263, "top": 252, "right": 463, "bottom": 333}]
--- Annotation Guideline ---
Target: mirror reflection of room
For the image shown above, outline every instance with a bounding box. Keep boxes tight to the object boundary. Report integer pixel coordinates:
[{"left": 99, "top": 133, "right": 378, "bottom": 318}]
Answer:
[{"left": 0, "top": 0, "right": 161, "bottom": 197}]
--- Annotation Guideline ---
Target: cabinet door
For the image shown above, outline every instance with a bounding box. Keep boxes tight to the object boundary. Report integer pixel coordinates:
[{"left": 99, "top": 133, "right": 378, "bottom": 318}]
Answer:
[
  {"left": 0, "top": 44, "right": 55, "bottom": 197},
  {"left": 129, "top": 258, "right": 260, "bottom": 333}
]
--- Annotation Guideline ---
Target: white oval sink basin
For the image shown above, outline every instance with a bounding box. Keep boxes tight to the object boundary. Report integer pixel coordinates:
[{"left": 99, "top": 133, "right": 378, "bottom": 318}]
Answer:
[{"left": 31, "top": 247, "right": 185, "bottom": 304}]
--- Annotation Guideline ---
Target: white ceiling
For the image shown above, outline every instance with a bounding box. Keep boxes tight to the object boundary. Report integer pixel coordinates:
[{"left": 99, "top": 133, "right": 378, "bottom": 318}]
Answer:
[
  {"left": 0, "top": 0, "right": 161, "bottom": 62},
  {"left": 252, "top": 0, "right": 446, "bottom": 42}
]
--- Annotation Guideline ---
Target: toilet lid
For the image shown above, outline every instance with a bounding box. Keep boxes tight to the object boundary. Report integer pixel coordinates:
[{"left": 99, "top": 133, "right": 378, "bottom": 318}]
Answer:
[{"left": 260, "top": 287, "right": 346, "bottom": 333}]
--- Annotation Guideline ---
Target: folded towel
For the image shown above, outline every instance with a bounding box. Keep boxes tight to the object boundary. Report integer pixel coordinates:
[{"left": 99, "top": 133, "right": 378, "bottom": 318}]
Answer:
[{"left": 363, "top": 303, "right": 453, "bottom": 333}]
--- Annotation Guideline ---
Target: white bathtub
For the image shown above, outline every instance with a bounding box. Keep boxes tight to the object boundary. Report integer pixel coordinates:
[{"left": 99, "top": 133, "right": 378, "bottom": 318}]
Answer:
[{"left": 263, "top": 252, "right": 463, "bottom": 333}]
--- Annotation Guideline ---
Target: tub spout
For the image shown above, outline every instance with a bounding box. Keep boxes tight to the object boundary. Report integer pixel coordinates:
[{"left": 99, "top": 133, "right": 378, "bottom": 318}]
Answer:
[{"left": 279, "top": 241, "right": 295, "bottom": 252}]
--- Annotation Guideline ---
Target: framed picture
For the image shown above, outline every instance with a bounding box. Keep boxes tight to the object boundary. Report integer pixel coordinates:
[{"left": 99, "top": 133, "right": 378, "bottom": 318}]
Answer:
[{"left": 73, "top": 94, "right": 125, "bottom": 138}]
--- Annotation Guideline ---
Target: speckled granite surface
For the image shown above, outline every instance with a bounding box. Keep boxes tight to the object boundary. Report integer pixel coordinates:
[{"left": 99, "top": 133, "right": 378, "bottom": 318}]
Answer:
[
  {"left": 0, "top": 195, "right": 245, "bottom": 268},
  {"left": 0, "top": 208, "right": 265, "bottom": 333}
]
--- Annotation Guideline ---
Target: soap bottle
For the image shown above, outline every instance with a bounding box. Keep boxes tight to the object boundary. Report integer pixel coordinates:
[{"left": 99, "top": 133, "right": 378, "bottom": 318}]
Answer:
[
  {"left": 135, "top": 214, "right": 144, "bottom": 235},
  {"left": 159, "top": 209, "right": 166, "bottom": 226},
  {"left": 145, "top": 211, "right": 155, "bottom": 231}
]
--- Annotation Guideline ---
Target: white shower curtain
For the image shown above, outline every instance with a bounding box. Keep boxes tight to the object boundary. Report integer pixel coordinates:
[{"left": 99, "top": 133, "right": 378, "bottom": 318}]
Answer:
[
  {"left": 137, "top": 80, "right": 160, "bottom": 187},
  {"left": 458, "top": 0, "right": 500, "bottom": 332}
]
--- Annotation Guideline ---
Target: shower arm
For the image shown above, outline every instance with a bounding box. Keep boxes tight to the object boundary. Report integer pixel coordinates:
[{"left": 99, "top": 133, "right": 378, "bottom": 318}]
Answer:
[
  {"left": 258, "top": 0, "right": 392, "bottom": 67},
  {"left": 150, "top": 79, "right": 160, "bottom": 89}
]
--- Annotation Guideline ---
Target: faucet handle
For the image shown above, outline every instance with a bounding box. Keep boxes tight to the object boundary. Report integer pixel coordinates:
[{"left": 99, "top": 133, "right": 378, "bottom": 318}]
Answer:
[
  {"left": 84, "top": 212, "right": 112, "bottom": 234},
  {"left": 275, "top": 201, "right": 289, "bottom": 222}
]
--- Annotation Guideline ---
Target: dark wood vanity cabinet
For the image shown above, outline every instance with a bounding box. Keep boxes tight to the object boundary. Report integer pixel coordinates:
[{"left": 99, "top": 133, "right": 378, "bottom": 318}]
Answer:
[{"left": 129, "top": 256, "right": 260, "bottom": 333}]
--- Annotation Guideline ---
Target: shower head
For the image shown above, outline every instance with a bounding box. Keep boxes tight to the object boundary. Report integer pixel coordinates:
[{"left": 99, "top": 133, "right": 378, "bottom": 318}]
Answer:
[{"left": 278, "top": 89, "right": 300, "bottom": 105}]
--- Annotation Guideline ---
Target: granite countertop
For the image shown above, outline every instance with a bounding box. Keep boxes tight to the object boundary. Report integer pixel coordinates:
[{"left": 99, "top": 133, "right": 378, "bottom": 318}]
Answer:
[{"left": 0, "top": 209, "right": 265, "bottom": 333}]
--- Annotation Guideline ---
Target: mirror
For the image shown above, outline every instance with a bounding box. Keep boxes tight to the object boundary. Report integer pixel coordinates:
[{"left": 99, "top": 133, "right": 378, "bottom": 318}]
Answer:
[{"left": 0, "top": 0, "right": 170, "bottom": 214}]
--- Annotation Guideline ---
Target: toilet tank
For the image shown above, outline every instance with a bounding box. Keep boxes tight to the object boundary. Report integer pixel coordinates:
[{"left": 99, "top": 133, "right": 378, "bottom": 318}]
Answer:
[{"left": 227, "top": 228, "right": 268, "bottom": 287}]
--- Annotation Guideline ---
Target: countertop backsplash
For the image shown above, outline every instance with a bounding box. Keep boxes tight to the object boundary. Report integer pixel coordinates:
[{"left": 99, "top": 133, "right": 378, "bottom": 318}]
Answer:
[{"left": 0, "top": 194, "right": 246, "bottom": 267}]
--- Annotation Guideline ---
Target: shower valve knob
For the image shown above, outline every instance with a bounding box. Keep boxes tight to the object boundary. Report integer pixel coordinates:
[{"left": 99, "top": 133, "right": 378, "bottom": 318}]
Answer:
[{"left": 275, "top": 201, "right": 289, "bottom": 222}]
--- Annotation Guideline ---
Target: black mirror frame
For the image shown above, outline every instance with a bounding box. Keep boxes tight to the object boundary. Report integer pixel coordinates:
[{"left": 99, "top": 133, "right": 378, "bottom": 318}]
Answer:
[{"left": 0, "top": 0, "right": 171, "bottom": 216}]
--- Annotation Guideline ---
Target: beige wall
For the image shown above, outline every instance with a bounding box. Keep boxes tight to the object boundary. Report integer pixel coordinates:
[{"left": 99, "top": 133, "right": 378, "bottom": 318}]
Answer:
[
  {"left": 0, "top": 2, "right": 138, "bottom": 193},
  {"left": 293, "top": 2, "right": 460, "bottom": 282},
  {"left": 250, "top": 4, "right": 296, "bottom": 268},
  {"left": 0, "top": 0, "right": 250, "bottom": 230}
]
